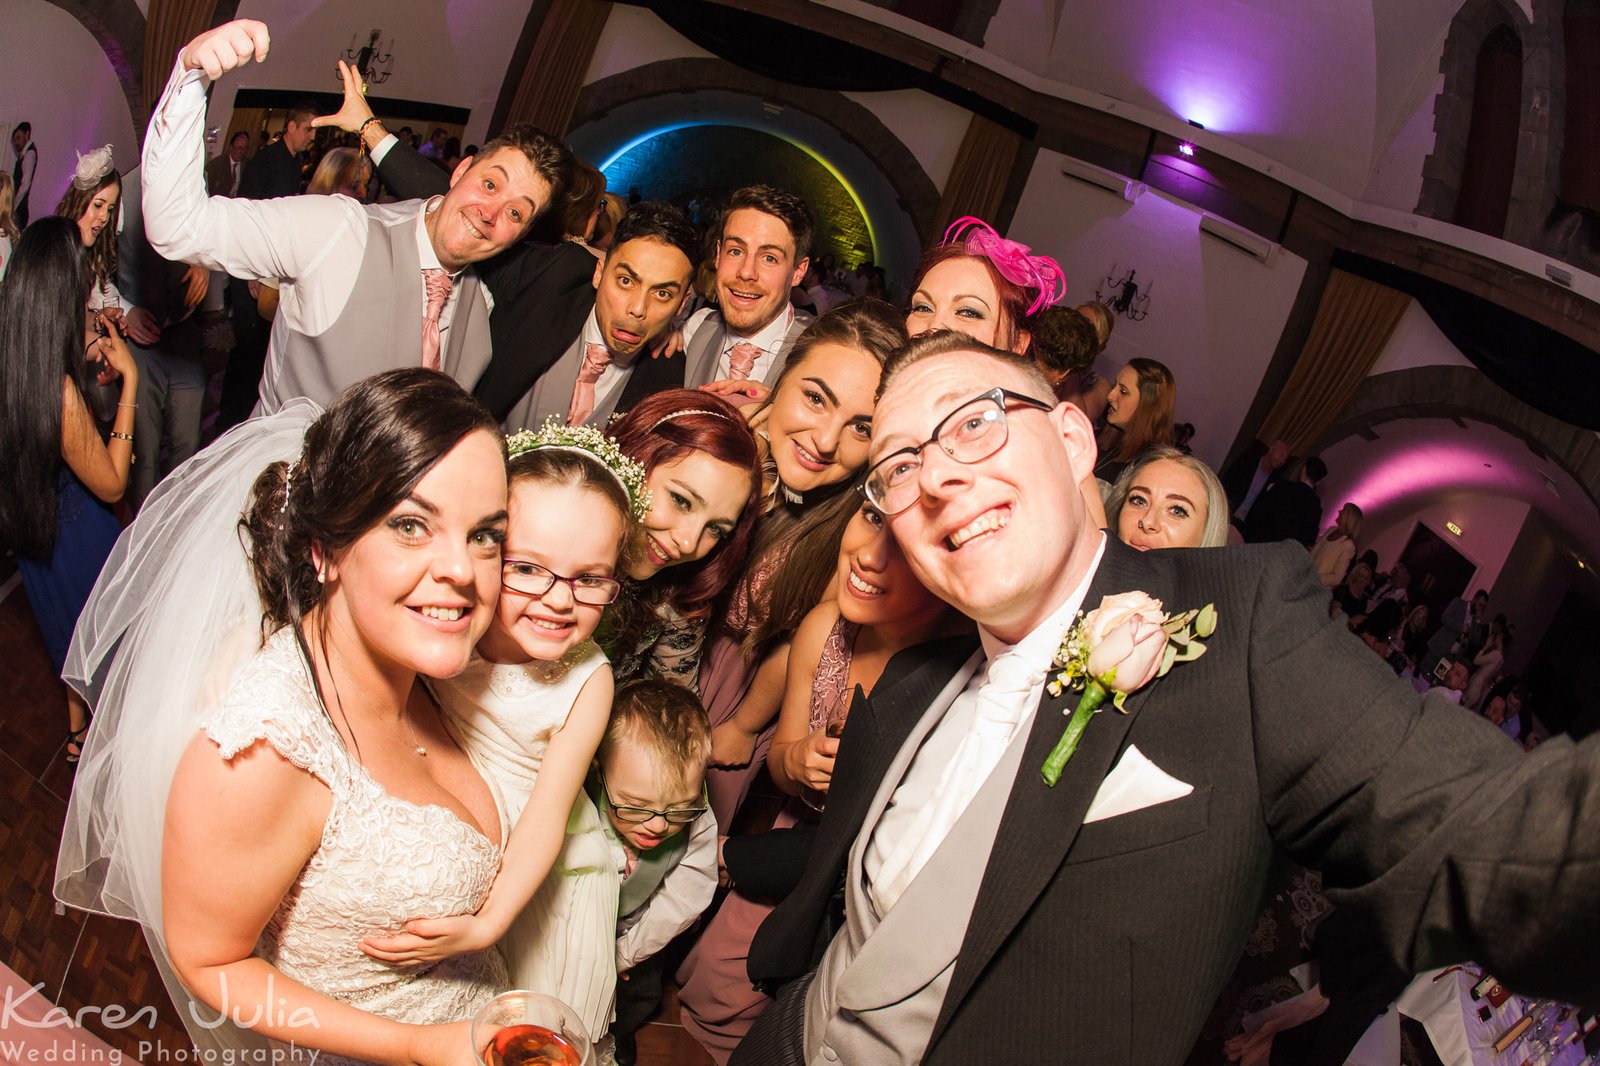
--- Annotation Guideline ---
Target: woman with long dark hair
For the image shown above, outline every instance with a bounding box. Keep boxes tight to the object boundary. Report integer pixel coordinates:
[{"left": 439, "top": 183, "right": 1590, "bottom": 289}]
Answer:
[
  {"left": 695, "top": 299, "right": 907, "bottom": 829},
  {"left": 59, "top": 369, "right": 516, "bottom": 1066},
  {"left": 1096, "top": 356, "right": 1177, "bottom": 484},
  {"left": 0, "top": 217, "right": 138, "bottom": 764},
  {"left": 54, "top": 146, "right": 126, "bottom": 319}
]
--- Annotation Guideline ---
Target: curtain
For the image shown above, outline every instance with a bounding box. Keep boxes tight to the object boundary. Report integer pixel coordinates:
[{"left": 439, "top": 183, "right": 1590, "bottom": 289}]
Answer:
[
  {"left": 933, "top": 114, "right": 1022, "bottom": 237},
  {"left": 503, "top": 0, "right": 613, "bottom": 137},
  {"left": 1256, "top": 269, "right": 1412, "bottom": 453},
  {"left": 144, "top": 0, "right": 219, "bottom": 119}
]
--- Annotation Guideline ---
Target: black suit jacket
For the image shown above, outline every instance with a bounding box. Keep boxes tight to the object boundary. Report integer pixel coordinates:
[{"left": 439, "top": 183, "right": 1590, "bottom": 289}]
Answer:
[
  {"left": 374, "top": 139, "right": 596, "bottom": 419},
  {"left": 1220, "top": 441, "right": 1273, "bottom": 516},
  {"left": 236, "top": 139, "right": 302, "bottom": 200},
  {"left": 1242, "top": 478, "right": 1322, "bottom": 546},
  {"left": 749, "top": 538, "right": 1600, "bottom": 1064}
]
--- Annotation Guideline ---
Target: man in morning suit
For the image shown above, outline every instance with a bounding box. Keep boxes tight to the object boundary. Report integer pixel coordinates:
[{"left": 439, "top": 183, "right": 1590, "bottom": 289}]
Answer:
[
  {"left": 735, "top": 331, "right": 1600, "bottom": 1066},
  {"left": 145, "top": 21, "right": 568, "bottom": 416},
  {"left": 616, "top": 184, "right": 815, "bottom": 410},
  {"left": 354, "top": 111, "right": 691, "bottom": 427},
  {"left": 496, "top": 201, "right": 698, "bottom": 430}
]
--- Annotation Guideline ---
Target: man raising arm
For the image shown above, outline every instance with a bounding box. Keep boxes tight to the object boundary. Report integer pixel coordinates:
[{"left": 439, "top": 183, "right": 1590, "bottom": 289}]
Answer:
[{"left": 142, "top": 20, "right": 571, "bottom": 414}]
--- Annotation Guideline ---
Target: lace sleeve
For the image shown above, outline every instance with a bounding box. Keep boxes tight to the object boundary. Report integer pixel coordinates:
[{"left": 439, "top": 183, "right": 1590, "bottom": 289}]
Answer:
[
  {"left": 202, "top": 632, "right": 349, "bottom": 792},
  {"left": 646, "top": 607, "right": 709, "bottom": 692}
]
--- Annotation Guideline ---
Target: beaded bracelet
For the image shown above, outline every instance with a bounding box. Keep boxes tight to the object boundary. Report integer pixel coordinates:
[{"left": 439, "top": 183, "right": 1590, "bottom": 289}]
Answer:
[
  {"left": 357, "top": 116, "right": 381, "bottom": 146},
  {"left": 110, "top": 431, "right": 134, "bottom": 442}
]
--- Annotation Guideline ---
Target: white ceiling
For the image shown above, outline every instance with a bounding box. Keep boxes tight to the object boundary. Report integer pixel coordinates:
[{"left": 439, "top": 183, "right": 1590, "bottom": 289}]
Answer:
[{"left": 980, "top": 0, "right": 1475, "bottom": 202}]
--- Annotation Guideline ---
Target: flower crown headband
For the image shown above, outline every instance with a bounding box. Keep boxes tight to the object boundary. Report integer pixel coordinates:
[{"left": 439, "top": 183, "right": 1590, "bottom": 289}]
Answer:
[
  {"left": 505, "top": 419, "right": 652, "bottom": 521},
  {"left": 942, "top": 215, "right": 1067, "bottom": 318},
  {"left": 72, "top": 145, "right": 116, "bottom": 191}
]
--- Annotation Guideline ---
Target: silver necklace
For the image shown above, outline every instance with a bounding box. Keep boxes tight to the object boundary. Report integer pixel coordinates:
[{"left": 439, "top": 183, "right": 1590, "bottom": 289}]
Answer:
[{"left": 402, "top": 708, "right": 427, "bottom": 757}]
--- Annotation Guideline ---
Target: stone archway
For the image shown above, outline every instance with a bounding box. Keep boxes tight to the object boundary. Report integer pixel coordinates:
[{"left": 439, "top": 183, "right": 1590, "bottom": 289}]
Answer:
[
  {"left": 572, "top": 57, "right": 942, "bottom": 245},
  {"left": 1316, "top": 364, "right": 1600, "bottom": 514},
  {"left": 41, "top": 0, "right": 146, "bottom": 133}
]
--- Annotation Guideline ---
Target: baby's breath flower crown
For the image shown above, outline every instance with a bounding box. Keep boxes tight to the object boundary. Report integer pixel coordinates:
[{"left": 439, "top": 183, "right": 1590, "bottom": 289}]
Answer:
[{"left": 505, "top": 419, "right": 652, "bottom": 521}]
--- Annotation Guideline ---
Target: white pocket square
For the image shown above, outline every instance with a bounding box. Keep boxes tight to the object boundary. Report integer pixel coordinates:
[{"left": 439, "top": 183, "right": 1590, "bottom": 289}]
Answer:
[{"left": 1083, "top": 744, "right": 1194, "bottom": 824}]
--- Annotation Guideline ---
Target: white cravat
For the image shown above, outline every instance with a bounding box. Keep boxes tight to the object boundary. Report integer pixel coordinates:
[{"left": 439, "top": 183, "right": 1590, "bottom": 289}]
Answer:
[
  {"left": 865, "top": 534, "right": 1106, "bottom": 916},
  {"left": 870, "top": 648, "right": 1045, "bottom": 911}
]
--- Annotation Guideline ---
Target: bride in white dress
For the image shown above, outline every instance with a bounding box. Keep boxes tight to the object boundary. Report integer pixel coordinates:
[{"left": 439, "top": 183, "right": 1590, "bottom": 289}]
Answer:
[
  {"left": 360, "top": 425, "right": 649, "bottom": 1046},
  {"left": 58, "top": 370, "right": 513, "bottom": 1066}
]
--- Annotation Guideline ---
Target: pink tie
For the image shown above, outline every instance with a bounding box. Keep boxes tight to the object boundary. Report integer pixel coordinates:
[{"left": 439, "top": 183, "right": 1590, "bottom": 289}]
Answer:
[
  {"left": 728, "top": 341, "right": 761, "bottom": 380},
  {"left": 420, "top": 268, "right": 453, "bottom": 370},
  {"left": 567, "top": 342, "right": 613, "bottom": 425}
]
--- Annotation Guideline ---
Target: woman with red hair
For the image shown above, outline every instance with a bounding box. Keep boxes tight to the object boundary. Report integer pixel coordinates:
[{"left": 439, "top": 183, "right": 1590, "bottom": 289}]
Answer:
[{"left": 601, "top": 389, "right": 765, "bottom": 688}]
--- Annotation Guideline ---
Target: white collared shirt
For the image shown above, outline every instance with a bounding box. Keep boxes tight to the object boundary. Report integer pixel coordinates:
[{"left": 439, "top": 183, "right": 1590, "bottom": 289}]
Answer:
[
  {"left": 682, "top": 303, "right": 796, "bottom": 383},
  {"left": 142, "top": 62, "right": 461, "bottom": 354},
  {"left": 863, "top": 533, "right": 1108, "bottom": 901}
]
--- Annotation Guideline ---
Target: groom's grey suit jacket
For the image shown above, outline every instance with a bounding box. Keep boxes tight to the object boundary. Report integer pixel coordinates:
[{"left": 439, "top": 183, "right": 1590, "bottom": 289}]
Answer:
[{"left": 749, "top": 537, "right": 1600, "bottom": 1065}]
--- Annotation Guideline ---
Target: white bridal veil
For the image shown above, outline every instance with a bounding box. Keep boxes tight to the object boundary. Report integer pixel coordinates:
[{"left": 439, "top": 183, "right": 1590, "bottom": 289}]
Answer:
[{"left": 55, "top": 399, "right": 322, "bottom": 1062}]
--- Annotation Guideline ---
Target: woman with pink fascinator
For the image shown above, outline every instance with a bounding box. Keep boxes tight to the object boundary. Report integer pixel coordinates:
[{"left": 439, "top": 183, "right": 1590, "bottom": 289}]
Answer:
[{"left": 905, "top": 217, "right": 1107, "bottom": 526}]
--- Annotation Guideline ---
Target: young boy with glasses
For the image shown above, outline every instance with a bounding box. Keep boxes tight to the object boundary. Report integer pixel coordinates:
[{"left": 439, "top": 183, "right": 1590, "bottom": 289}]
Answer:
[{"left": 594, "top": 680, "right": 717, "bottom": 1064}]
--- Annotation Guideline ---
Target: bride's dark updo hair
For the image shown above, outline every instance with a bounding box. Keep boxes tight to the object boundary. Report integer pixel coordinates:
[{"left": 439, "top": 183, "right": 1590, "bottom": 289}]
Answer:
[{"left": 240, "top": 368, "right": 503, "bottom": 630}]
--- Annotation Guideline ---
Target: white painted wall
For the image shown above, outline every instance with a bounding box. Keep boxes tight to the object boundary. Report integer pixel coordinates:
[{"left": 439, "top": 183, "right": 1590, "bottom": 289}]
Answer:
[
  {"left": 1359, "top": 492, "right": 1530, "bottom": 595},
  {"left": 1007, "top": 148, "right": 1309, "bottom": 470},
  {"left": 1366, "top": 300, "right": 1476, "bottom": 376},
  {"left": 840, "top": 89, "right": 969, "bottom": 192},
  {"left": 213, "top": 0, "right": 524, "bottom": 147},
  {"left": 585, "top": 3, "right": 715, "bottom": 83},
  {"left": 1, "top": 0, "right": 138, "bottom": 220}
]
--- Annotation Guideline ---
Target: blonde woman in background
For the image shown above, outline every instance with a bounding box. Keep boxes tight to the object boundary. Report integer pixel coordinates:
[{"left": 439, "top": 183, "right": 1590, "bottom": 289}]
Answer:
[
  {"left": 0, "top": 172, "right": 20, "bottom": 279},
  {"left": 306, "top": 146, "right": 370, "bottom": 199},
  {"left": 1311, "top": 502, "right": 1363, "bottom": 587}
]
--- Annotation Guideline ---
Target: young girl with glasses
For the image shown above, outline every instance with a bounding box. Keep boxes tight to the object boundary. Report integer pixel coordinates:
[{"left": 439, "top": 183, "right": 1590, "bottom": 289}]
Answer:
[{"left": 359, "top": 421, "right": 649, "bottom": 1047}]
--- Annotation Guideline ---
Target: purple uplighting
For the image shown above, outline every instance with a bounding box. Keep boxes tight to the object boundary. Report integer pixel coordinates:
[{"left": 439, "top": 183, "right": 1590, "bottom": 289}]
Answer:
[{"left": 1178, "top": 141, "right": 1196, "bottom": 157}]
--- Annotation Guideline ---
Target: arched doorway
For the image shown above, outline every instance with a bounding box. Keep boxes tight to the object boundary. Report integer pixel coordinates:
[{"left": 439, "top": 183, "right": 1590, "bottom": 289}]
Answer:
[
  {"left": 569, "top": 60, "right": 939, "bottom": 293},
  {"left": 595, "top": 123, "right": 878, "bottom": 272}
]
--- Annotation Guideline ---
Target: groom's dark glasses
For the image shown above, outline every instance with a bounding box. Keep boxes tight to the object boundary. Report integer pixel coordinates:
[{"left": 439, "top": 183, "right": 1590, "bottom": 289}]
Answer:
[{"left": 863, "top": 387, "right": 1055, "bottom": 516}]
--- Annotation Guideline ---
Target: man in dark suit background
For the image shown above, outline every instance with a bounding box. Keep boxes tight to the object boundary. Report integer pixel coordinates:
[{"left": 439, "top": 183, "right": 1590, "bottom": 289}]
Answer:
[
  {"left": 1221, "top": 436, "right": 1289, "bottom": 529},
  {"left": 205, "top": 130, "right": 250, "bottom": 198},
  {"left": 1242, "top": 454, "right": 1326, "bottom": 546},
  {"left": 736, "top": 332, "right": 1600, "bottom": 1066},
  {"left": 217, "top": 101, "right": 317, "bottom": 430}
]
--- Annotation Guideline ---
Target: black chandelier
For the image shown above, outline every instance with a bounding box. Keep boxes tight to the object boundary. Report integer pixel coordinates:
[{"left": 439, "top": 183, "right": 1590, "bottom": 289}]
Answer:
[{"left": 1095, "top": 264, "right": 1152, "bottom": 321}]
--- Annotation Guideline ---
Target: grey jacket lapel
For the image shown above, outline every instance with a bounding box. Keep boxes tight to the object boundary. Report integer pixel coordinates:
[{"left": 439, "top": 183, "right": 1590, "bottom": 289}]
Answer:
[
  {"left": 388, "top": 215, "right": 425, "bottom": 362},
  {"left": 684, "top": 317, "right": 725, "bottom": 388},
  {"left": 932, "top": 541, "right": 1161, "bottom": 1045},
  {"left": 759, "top": 312, "right": 813, "bottom": 387},
  {"left": 838, "top": 711, "right": 1026, "bottom": 1011},
  {"left": 442, "top": 272, "right": 491, "bottom": 389},
  {"left": 501, "top": 332, "right": 583, "bottom": 432}
]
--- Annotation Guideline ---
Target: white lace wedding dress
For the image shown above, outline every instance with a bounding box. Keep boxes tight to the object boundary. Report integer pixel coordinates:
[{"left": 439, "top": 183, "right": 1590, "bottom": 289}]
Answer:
[
  {"left": 430, "top": 641, "right": 621, "bottom": 1045},
  {"left": 204, "top": 628, "right": 509, "bottom": 1063}
]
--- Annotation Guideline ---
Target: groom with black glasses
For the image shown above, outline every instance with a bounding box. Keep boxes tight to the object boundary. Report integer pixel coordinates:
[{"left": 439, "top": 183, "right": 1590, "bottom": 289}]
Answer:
[{"left": 738, "top": 329, "right": 1600, "bottom": 1065}]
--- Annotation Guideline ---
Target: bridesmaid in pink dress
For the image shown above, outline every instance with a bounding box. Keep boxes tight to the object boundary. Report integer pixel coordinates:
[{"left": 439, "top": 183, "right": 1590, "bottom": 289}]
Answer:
[
  {"left": 679, "top": 498, "right": 966, "bottom": 1063},
  {"left": 697, "top": 300, "right": 907, "bottom": 831}
]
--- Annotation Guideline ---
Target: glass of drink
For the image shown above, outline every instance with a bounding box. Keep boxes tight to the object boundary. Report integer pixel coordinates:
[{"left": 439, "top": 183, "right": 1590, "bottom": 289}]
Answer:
[
  {"left": 471, "top": 990, "right": 592, "bottom": 1066},
  {"left": 801, "top": 692, "right": 851, "bottom": 813}
]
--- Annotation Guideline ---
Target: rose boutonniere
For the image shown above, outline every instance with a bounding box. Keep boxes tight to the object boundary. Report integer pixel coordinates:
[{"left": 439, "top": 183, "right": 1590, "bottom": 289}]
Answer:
[{"left": 1040, "top": 592, "right": 1217, "bottom": 787}]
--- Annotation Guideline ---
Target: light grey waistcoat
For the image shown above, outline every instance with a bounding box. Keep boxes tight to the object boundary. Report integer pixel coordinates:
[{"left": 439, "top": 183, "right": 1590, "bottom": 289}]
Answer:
[
  {"left": 805, "top": 654, "right": 1023, "bottom": 1064},
  {"left": 683, "top": 311, "right": 813, "bottom": 389},
  {"left": 255, "top": 203, "right": 492, "bottom": 414}
]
